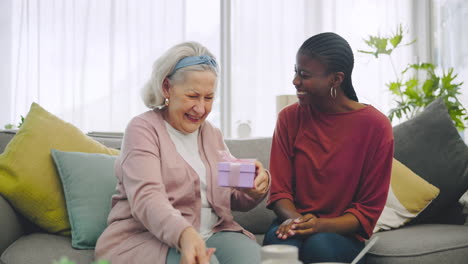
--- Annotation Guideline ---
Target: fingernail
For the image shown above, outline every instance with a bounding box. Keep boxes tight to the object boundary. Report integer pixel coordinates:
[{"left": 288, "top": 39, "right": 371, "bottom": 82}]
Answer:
[{"left": 291, "top": 224, "right": 296, "bottom": 229}]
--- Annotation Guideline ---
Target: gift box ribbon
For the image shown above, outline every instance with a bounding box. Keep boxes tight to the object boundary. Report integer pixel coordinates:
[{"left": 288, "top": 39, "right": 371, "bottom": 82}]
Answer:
[
  {"left": 228, "top": 162, "right": 242, "bottom": 187},
  {"left": 219, "top": 150, "right": 255, "bottom": 187},
  {"left": 223, "top": 159, "right": 255, "bottom": 187}
]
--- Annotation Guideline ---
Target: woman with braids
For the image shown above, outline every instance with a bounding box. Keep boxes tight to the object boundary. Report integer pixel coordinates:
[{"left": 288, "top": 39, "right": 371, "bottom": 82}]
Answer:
[{"left": 263, "top": 32, "right": 393, "bottom": 264}]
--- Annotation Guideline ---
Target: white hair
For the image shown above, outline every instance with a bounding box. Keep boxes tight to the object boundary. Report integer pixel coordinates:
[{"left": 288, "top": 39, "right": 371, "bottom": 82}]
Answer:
[{"left": 141, "top": 41, "right": 219, "bottom": 109}]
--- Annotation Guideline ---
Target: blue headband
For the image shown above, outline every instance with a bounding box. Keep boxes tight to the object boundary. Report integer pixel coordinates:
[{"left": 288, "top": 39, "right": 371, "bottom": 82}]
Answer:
[{"left": 170, "top": 55, "right": 217, "bottom": 76}]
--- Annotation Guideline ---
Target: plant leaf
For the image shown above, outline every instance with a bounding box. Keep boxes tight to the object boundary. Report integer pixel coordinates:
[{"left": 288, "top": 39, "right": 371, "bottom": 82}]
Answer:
[
  {"left": 387, "top": 81, "right": 402, "bottom": 95},
  {"left": 422, "top": 78, "right": 436, "bottom": 98},
  {"left": 403, "top": 79, "right": 419, "bottom": 100},
  {"left": 389, "top": 24, "right": 404, "bottom": 48}
]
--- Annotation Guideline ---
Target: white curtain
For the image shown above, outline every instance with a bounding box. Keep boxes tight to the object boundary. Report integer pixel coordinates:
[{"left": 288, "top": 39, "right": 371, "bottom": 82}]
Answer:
[
  {"left": 4, "top": 0, "right": 429, "bottom": 137},
  {"left": 432, "top": 0, "right": 468, "bottom": 138},
  {"left": 7, "top": 0, "right": 220, "bottom": 132},
  {"left": 229, "top": 0, "right": 415, "bottom": 137}
]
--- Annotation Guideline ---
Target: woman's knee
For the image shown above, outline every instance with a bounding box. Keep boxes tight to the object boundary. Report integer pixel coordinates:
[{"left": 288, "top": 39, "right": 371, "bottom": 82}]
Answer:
[
  {"left": 300, "top": 233, "right": 363, "bottom": 263},
  {"left": 207, "top": 232, "right": 261, "bottom": 264},
  {"left": 303, "top": 233, "right": 340, "bottom": 254},
  {"left": 166, "top": 247, "right": 220, "bottom": 264},
  {"left": 263, "top": 225, "right": 280, "bottom": 245}
]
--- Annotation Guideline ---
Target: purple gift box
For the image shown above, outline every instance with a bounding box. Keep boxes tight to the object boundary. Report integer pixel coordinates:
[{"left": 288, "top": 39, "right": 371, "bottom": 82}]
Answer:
[{"left": 218, "top": 160, "right": 256, "bottom": 188}]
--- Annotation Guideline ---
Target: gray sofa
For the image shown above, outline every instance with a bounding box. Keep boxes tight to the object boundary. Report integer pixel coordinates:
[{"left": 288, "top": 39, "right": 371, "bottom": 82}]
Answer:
[{"left": 2, "top": 100, "right": 468, "bottom": 264}]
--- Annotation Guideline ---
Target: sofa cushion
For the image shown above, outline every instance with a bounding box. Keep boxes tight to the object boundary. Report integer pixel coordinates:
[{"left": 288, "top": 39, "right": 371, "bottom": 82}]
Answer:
[
  {"left": 86, "top": 132, "right": 123, "bottom": 150},
  {"left": 0, "top": 131, "right": 16, "bottom": 154},
  {"left": 51, "top": 150, "right": 118, "bottom": 249},
  {"left": 226, "top": 137, "right": 277, "bottom": 237},
  {"left": 374, "top": 159, "right": 439, "bottom": 232},
  {"left": 0, "top": 196, "right": 24, "bottom": 256},
  {"left": 0, "top": 103, "right": 119, "bottom": 235},
  {"left": 393, "top": 98, "right": 468, "bottom": 223},
  {"left": 367, "top": 224, "right": 468, "bottom": 264},
  {"left": 224, "top": 137, "right": 272, "bottom": 170},
  {"left": 0, "top": 233, "right": 94, "bottom": 264},
  {"left": 232, "top": 198, "right": 276, "bottom": 236}
]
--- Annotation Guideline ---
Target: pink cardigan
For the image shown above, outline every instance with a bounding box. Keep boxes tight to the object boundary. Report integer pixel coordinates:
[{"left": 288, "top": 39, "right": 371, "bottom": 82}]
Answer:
[{"left": 95, "top": 110, "right": 264, "bottom": 264}]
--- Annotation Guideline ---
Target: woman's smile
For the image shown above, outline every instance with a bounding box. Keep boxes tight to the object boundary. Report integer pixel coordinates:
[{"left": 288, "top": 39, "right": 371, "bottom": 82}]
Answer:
[{"left": 185, "top": 113, "right": 203, "bottom": 123}]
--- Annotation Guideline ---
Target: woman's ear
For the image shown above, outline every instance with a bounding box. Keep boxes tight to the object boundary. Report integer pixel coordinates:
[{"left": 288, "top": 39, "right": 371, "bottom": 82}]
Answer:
[
  {"left": 334, "top": 72, "right": 345, "bottom": 87},
  {"left": 162, "top": 78, "right": 171, "bottom": 98}
]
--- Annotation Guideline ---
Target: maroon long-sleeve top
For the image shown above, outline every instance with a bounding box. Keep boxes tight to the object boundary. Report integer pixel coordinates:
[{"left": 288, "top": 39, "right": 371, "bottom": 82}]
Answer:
[{"left": 267, "top": 103, "right": 394, "bottom": 241}]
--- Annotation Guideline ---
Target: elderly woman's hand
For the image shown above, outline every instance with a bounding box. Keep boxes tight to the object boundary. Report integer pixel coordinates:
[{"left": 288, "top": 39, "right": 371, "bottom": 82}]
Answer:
[
  {"left": 179, "top": 227, "right": 216, "bottom": 264},
  {"left": 238, "top": 160, "right": 269, "bottom": 200}
]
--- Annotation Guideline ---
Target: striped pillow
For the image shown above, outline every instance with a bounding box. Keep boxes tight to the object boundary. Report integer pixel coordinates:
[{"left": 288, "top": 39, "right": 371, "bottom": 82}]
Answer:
[{"left": 374, "top": 158, "right": 440, "bottom": 232}]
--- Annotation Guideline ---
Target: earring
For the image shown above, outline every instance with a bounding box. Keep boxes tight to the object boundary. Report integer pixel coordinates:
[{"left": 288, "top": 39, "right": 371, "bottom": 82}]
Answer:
[
  {"left": 330, "top": 86, "right": 337, "bottom": 99},
  {"left": 155, "top": 97, "right": 169, "bottom": 110}
]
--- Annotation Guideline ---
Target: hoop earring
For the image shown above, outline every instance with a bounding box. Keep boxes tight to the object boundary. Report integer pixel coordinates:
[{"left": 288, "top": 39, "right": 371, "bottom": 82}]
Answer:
[
  {"left": 164, "top": 97, "right": 169, "bottom": 107},
  {"left": 330, "top": 87, "right": 337, "bottom": 99}
]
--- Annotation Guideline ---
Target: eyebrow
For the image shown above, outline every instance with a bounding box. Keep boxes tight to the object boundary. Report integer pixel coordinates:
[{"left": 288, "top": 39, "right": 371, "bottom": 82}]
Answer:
[
  {"left": 297, "top": 68, "right": 311, "bottom": 74},
  {"left": 187, "top": 89, "right": 215, "bottom": 96},
  {"left": 295, "top": 65, "right": 311, "bottom": 74}
]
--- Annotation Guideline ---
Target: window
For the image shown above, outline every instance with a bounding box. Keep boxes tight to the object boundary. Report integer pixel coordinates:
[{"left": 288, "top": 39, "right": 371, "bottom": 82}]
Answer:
[
  {"left": 432, "top": 0, "right": 468, "bottom": 137},
  {"left": 227, "top": 0, "right": 414, "bottom": 137},
  {"left": 4, "top": 0, "right": 220, "bottom": 132},
  {"left": 2, "top": 0, "right": 441, "bottom": 138}
]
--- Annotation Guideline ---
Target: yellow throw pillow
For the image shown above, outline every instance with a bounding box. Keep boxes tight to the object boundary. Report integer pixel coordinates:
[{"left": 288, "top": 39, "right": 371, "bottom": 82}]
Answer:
[
  {"left": 0, "top": 103, "right": 119, "bottom": 235},
  {"left": 374, "top": 158, "right": 440, "bottom": 232}
]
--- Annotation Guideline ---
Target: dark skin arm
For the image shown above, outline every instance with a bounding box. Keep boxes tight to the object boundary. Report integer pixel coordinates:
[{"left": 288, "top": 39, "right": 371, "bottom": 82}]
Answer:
[
  {"left": 272, "top": 199, "right": 361, "bottom": 239},
  {"left": 272, "top": 199, "right": 302, "bottom": 221}
]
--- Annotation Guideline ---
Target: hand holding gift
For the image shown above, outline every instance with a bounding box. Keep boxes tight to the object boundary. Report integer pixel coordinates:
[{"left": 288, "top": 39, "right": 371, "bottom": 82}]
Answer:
[
  {"left": 239, "top": 160, "right": 269, "bottom": 200},
  {"left": 218, "top": 151, "right": 269, "bottom": 200}
]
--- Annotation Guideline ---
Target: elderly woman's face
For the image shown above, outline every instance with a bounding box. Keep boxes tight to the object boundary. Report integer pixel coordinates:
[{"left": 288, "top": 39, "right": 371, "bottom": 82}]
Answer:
[{"left": 163, "top": 71, "right": 216, "bottom": 134}]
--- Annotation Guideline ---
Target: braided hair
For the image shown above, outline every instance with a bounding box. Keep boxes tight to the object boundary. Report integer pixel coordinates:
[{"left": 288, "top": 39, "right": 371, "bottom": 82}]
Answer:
[{"left": 298, "top": 32, "right": 359, "bottom": 102}]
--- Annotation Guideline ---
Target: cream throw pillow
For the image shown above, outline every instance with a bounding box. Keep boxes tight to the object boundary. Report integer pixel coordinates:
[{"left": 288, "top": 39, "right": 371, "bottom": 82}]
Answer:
[
  {"left": 374, "top": 158, "right": 440, "bottom": 232},
  {"left": 0, "top": 103, "right": 119, "bottom": 235}
]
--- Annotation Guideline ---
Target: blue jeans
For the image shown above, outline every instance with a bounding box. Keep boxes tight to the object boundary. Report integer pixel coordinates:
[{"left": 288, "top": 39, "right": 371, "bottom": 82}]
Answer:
[
  {"left": 263, "top": 218, "right": 366, "bottom": 264},
  {"left": 166, "top": 231, "right": 261, "bottom": 264}
]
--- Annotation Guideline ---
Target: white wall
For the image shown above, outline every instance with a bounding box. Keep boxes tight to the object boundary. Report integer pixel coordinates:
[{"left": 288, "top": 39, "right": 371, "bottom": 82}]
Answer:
[{"left": 0, "top": 0, "right": 12, "bottom": 128}]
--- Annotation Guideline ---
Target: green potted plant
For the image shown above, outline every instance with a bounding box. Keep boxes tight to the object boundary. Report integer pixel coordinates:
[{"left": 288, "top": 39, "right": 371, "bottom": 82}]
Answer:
[{"left": 358, "top": 25, "right": 467, "bottom": 130}]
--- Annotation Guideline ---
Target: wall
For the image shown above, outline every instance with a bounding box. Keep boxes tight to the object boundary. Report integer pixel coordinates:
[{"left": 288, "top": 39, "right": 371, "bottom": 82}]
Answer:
[{"left": 0, "top": 0, "right": 12, "bottom": 128}]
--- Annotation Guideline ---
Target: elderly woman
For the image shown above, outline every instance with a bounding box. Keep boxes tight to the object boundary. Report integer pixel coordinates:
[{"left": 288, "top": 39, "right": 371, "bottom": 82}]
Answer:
[{"left": 95, "top": 41, "right": 269, "bottom": 264}]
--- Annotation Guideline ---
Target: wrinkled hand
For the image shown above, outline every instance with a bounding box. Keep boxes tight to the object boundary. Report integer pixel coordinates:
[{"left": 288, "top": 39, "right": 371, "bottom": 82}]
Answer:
[
  {"left": 276, "top": 213, "right": 320, "bottom": 239},
  {"left": 179, "top": 227, "right": 216, "bottom": 264},
  {"left": 238, "top": 160, "right": 269, "bottom": 200}
]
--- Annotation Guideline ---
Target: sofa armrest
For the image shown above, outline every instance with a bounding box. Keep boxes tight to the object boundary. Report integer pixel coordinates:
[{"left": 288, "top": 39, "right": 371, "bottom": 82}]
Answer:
[{"left": 0, "top": 195, "right": 24, "bottom": 255}]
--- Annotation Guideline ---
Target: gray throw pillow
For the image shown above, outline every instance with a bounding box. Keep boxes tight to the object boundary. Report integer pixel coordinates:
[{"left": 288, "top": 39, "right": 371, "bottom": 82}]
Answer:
[{"left": 393, "top": 98, "right": 468, "bottom": 223}]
